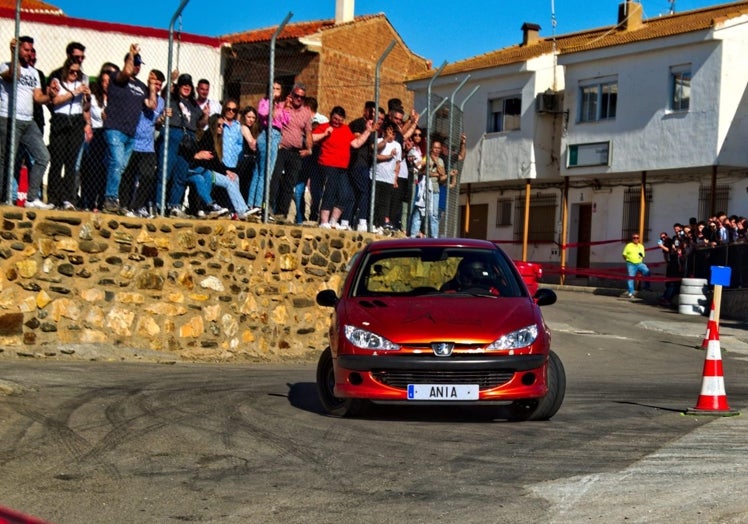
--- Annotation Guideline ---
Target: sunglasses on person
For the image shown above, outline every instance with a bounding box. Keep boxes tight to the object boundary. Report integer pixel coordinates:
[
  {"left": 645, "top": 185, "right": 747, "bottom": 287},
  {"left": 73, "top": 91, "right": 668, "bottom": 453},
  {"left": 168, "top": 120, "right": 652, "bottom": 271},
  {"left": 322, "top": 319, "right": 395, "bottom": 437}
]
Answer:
[
  {"left": 291, "top": 92, "right": 305, "bottom": 99},
  {"left": 225, "top": 106, "right": 238, "bottom": 113},
  {"left": 72, "top": 54, "right": 85, "bottom": 62},
  {"left": 414, "top": 133, "right": 422, "bottom": 137}
]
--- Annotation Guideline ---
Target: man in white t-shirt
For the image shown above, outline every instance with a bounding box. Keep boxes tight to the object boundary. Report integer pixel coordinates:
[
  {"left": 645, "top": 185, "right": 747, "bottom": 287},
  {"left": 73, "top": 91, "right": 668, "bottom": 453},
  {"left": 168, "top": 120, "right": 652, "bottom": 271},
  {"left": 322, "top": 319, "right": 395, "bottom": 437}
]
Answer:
[{"left": 0, "top": 36, "right": 53, "bottom": 208}]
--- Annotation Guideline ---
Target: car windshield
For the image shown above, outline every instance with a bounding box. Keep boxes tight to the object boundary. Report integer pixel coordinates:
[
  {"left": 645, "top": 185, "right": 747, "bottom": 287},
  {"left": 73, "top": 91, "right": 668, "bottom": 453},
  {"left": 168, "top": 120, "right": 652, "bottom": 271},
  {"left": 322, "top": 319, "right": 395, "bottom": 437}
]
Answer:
[{"left": 351, "top": 247, "right": 525, "bottom": 298}]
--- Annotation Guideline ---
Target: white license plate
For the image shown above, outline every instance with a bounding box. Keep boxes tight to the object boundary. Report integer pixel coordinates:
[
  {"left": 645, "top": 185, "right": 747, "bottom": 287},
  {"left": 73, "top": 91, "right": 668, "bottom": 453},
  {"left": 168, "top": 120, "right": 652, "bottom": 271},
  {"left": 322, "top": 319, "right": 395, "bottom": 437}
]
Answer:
[{"left": 407, "top": 384, "right": 479, "bottom": 401}]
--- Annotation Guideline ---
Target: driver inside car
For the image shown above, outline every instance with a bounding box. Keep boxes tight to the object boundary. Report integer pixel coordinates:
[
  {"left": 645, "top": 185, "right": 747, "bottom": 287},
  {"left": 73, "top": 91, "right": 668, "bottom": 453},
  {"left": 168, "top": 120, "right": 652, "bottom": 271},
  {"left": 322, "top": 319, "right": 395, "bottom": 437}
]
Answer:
[{"left": 440, "top": 256, "right": 501, "bottom": 296}]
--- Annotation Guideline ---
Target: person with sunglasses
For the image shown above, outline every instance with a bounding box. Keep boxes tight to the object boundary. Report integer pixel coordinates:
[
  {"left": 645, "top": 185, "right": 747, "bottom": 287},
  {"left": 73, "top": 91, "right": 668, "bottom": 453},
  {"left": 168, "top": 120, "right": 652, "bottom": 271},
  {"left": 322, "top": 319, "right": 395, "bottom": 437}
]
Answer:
[
  {"left": 622, "top": 233, "right": 651, "bottom": 298},
  {"left": 266, "top": 83, "right": 312, "bottom": 222},
  {"left": 47, "top": 57, "right": 91, "bottom": 210},
  {"left": 209, "top": 98, "right": 243, "bottom": 214}
]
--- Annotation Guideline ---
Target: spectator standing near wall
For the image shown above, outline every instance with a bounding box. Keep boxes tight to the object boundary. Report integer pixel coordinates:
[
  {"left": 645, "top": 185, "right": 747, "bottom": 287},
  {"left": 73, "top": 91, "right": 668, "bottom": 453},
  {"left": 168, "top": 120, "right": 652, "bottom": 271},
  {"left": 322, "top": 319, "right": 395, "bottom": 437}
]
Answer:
[
  {"left": 0, "top": 36, "right": 53, "bottom": 208},
  {"left": 269, "top": 83, "right": 312, "bottom": 221},
  {"left": 102, "top": 44, "right": 157, "bottom": 214},
  {"left": 312, "top": 105, "right": 374, "bottom": 229}
]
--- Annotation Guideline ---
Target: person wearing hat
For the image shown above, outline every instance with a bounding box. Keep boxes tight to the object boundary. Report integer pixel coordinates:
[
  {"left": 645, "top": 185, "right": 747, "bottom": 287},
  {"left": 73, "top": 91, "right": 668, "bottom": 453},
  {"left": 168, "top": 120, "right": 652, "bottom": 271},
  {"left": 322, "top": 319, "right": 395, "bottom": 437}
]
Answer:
[
  {"left": 155, "top": 71, "right": 208, "bottom": 217},
  {"left": 102, "top": 43, "right": 157, "bottom": 214}
]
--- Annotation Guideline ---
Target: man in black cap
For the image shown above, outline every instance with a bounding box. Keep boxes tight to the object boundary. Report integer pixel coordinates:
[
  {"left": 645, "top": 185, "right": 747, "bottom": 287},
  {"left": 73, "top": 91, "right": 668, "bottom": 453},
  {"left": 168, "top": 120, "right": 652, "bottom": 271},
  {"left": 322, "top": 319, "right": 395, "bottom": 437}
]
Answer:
[{"left": 102, "top": 43, "right": 156, "bottom": 213}]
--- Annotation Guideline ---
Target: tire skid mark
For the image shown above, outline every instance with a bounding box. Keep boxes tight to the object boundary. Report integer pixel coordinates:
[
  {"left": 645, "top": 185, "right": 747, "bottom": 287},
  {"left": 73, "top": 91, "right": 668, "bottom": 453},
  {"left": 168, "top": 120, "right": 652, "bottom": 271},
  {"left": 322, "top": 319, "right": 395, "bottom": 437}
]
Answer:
[{"left": 224, "top": 402, "right": 335, "bottom": 474}]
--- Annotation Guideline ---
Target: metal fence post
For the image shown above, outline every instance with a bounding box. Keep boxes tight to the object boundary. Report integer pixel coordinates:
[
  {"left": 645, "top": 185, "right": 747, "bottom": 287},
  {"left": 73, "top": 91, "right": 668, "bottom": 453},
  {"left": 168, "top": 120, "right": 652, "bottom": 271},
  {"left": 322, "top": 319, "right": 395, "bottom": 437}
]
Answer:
[
  {"left": 369, "top": 40, "right": 396, "bottom": 232},
  {"left": 262, "top": 12, "right": 292, "bottom": 224},
  {"left": 160, "top": 0, "right": 190, "bottom": 216},
  {"left": 5, "top": 0, "right": 22, "bottom": 204},
  {"left": 453, "top": 85, "right": 479, "bottom": 237},
  {"left": 424, "top": 61, "right": 446, "bottom": 238},
  {"left": 444, "top": 75, "right": 469, "bottom": 238}
]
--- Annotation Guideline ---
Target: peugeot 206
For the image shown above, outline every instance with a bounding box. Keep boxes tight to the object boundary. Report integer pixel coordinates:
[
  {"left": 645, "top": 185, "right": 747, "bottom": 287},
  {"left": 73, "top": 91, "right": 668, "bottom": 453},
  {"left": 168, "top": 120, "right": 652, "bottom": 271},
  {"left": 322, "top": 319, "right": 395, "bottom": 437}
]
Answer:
[{"left": 315, "top": 238, "right": 565, "bottom": 420}]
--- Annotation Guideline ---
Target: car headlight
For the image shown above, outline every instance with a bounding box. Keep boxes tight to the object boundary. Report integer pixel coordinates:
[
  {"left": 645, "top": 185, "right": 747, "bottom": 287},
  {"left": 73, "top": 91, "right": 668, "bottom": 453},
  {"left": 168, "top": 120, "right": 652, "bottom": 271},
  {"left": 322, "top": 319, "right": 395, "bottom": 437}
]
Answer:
[
  {"left": 344, "top": 325, "right": 400, "bottom": 351},
  {"left": 487, "top": 324, "right": 538, "bottom": 350}
]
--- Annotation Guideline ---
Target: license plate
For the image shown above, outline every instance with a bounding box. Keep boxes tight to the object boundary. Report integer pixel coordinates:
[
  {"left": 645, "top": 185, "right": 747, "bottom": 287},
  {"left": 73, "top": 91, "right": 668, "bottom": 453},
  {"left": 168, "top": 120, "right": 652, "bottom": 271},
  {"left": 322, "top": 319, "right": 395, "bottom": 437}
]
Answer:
[{"left": 407, "top": 384, "right": 479, "bottom": 401}]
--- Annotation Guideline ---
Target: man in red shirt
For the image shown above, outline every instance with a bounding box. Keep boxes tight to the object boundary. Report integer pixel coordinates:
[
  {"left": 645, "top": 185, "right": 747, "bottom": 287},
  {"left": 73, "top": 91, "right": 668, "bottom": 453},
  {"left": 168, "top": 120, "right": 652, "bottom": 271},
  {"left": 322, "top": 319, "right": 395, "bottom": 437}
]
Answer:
[{"left": 312, "top": 106, "right": 374, "bottom": 229}]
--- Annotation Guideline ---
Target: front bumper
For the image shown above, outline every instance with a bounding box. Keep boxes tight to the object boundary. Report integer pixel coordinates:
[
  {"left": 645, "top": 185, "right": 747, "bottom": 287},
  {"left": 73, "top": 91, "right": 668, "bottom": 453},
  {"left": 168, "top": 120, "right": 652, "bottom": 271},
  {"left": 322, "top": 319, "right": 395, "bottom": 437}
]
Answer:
[{"left": 334, "top": 353, "right": 548, "bottom": 401}]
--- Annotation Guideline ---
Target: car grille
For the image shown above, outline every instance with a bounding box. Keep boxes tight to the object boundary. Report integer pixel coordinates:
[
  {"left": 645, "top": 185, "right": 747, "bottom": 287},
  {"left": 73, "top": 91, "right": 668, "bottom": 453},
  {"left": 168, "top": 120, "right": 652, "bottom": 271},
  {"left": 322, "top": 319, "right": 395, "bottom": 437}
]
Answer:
[{"left": 371, "top": 370, "right": 515, "bottom": 391}]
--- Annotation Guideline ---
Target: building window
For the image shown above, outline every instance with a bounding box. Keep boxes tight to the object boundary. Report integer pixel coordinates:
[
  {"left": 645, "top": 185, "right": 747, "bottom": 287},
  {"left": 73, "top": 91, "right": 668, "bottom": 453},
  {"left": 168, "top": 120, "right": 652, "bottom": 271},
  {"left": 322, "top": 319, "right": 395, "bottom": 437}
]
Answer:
[
  {"left": 488, "top": 96, "right": 521, "bottom": 133},
  {"left": 579, "top": 81, "right": 617, "bottom": 122},
  {"left": 496, "top": 199, "right": 512, "bottom": 226},
  {"left": 622, "top": 186, "right": 652, "bottom": 241},
  {"left": 514, "top": 193, "right": 556, "bottom": 243},
  {"left": 698, "top": 184, "right": 729, "bottom": 220},
  {"left": 670, "top": 66, "right": 691, "bottom": 112}
]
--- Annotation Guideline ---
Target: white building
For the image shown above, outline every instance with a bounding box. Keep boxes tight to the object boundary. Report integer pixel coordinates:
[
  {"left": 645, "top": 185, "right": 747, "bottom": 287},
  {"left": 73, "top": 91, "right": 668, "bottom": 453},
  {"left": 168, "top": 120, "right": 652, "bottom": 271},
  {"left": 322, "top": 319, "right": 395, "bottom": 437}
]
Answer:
[
  {"left": 0, "top": 1, "right": 224, "bottom": 100},
  {"left": 407, "top": 1, "right": 748, "bottom": 281}
]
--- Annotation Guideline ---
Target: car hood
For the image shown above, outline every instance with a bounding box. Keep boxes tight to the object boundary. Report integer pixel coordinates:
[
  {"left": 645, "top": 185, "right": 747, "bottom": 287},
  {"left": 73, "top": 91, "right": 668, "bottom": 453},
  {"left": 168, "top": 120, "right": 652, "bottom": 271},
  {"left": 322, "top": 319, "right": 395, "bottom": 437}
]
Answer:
[{"left": 342, "top": 296, "right": 541, "bottom": 345}]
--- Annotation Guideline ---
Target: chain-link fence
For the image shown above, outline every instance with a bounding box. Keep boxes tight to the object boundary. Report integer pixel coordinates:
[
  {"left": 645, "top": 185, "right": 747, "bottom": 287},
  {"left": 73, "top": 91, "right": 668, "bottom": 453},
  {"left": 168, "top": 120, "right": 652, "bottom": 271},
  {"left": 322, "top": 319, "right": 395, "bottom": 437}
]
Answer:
[{"left": 1, "top": 7, "right": 466, "bottom": 236}]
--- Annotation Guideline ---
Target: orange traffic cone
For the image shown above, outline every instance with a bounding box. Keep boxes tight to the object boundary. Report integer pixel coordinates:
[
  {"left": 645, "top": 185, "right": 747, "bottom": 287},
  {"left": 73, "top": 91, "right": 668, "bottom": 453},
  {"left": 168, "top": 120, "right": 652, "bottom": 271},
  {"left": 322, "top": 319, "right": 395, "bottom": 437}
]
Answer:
[
  {"left": 686, "top": 322, "right": 739, "bottom": 416},
  {"left": 700, "top": 300, "right": 716, "bottom": 349}
]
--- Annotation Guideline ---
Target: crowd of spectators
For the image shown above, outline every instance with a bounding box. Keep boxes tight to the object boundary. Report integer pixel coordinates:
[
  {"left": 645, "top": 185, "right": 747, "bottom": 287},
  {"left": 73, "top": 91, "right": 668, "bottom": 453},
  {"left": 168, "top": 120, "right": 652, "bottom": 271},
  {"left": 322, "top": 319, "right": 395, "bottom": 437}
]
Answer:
[
  {"left": 0, "top": 38, "right": 466, "bottom": 235},
  {"left": 656, "top": 212, "right": 748, "bottom": 305}
]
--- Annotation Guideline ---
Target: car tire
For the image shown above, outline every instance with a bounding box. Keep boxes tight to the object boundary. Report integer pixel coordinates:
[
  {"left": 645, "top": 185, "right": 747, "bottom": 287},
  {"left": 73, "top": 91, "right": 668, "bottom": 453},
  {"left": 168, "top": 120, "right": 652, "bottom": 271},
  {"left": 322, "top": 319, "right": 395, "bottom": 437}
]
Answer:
[
  {"left": 316, "top": 347, "right": 367, "bottom": 417},
  {"left": 508, "top": 350, "right": 566, "bottom": 421}
]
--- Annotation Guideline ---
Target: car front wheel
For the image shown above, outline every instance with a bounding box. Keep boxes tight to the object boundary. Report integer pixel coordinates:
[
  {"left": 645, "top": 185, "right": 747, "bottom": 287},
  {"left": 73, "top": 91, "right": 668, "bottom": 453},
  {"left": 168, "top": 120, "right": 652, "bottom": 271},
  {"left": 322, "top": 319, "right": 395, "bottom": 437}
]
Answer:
[
  {"left": 508, "top": 350, "right": 566, "bottom": 421},
  {"left": 316, "top": 347, "right": 367, "bottom": 417}
]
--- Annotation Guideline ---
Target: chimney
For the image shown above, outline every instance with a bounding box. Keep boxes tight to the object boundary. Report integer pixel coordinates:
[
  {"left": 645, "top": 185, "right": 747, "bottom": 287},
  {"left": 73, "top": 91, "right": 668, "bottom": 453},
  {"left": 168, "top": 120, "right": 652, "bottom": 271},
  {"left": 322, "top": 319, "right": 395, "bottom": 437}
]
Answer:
[
  {"left": 521, "top": 23, "right": 541, "bottom": 46},
  {"left": 335, "top": 0, "right": 354, "bottom": 25},
  {"left": 618, "top": 0, "right": 643, "bottom": 31}
]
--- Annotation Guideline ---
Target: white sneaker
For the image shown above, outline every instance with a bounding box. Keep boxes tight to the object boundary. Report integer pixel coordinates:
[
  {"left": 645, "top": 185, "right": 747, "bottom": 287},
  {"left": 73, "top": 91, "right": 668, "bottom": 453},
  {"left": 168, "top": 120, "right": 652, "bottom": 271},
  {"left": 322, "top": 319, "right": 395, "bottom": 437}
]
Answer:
[
  {"left": 62, "top": 201, "right": 76, "bottom": 211},
  {"left": 356, "top": 220, "right": 368, "bottom": 232},
  {"left": 125, "top": 210, "right": 137, "bottom": 218},
  {"left": 319, "top": 222, "right": 332, "bottom": 229},
  {"left": 247, "top": 207, "right": 261, "bottom": 215},
  {"left": 208, "top": 203, "right": 229, "bottom": 217},
  {"left": 25, "top": 199, "right": 54, "bottom": 210},
  {"left": 334, "top": 220, "right": 350, "bottom": 231},
  {"left": 372, "top": 226, "right": 384, "bottom": 235}
]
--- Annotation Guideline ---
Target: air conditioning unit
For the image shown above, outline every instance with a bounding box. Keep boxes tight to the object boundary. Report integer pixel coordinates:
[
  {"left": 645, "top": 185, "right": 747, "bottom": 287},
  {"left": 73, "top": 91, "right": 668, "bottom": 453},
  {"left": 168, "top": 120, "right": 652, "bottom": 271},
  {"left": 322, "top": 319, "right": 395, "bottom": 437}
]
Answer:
[{"left": 535, "top": 91, "right": 562, "bottom": 114}]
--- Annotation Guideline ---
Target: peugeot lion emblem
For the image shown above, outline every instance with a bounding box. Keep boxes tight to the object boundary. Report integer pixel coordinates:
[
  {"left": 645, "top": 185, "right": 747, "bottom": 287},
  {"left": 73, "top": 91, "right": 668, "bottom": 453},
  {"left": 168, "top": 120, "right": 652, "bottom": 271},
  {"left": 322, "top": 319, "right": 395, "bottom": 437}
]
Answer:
[{"left": 432, "top": 342, "right": 454, "bottom": 357}]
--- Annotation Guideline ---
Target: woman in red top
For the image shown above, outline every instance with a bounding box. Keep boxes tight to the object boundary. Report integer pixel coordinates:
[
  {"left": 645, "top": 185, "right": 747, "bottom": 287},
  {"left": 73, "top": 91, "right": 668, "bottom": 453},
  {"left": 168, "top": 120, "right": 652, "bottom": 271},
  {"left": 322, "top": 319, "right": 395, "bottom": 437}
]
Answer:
[{"left": 312, "top": 106, "right": 374, "bottom": 229}]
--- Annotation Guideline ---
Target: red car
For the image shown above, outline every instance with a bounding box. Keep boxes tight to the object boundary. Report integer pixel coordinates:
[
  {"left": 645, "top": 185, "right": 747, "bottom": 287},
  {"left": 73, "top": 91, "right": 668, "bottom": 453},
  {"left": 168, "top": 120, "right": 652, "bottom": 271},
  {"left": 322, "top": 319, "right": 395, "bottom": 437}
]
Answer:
[{"left": 316, "top": 238, "right": 565, "bottom": 420}]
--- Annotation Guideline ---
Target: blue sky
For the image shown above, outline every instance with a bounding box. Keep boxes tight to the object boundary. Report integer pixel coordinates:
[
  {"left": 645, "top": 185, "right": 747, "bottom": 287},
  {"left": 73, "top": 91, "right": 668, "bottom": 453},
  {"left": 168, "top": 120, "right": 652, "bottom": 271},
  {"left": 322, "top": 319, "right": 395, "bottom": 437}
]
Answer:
[{"left": 50, "top": 0, "right": 726, "bottom": 65}]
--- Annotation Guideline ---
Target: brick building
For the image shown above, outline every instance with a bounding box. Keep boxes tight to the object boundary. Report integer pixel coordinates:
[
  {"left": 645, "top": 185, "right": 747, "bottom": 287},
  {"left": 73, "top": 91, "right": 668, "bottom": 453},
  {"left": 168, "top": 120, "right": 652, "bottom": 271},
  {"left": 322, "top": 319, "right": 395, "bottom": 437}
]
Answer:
[{"left": 221, "top": 5, "right": 430, "bottom": 118}]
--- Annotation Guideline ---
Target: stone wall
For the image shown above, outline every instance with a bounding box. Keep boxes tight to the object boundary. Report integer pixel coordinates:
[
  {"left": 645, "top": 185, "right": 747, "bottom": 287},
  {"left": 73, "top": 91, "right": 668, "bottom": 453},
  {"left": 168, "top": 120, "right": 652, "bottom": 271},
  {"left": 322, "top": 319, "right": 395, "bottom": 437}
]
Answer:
[{"left": 0, "top": 208, "right": 374, "bottom": 362}]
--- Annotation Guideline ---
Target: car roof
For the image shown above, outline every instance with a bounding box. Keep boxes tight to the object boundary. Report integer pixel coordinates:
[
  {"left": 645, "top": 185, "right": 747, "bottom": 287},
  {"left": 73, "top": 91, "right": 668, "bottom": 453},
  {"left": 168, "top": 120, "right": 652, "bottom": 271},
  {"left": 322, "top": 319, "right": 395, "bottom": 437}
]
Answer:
[{"left": 363, "top": 237, "right": 501, "bottom": 252}]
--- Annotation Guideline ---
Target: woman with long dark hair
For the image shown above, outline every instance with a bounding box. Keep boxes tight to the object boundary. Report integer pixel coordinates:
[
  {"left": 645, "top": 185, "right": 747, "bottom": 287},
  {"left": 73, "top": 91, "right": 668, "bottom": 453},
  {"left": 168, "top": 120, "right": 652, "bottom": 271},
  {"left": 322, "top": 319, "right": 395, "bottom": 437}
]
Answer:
[
  {"left": 155, "top": 73, "right": 207, "bottom": 217},
  {"left": 47, "top": 57, "right": 90, "bottom": 209},
  {"left": 79, "top": 62, "right": 118, "bottom": 211},
  {"left": 238, "top": 106, "right": 258, "bottom": 209},
  {"left": 184, "top": 114, "right": 252, "bottom": 219},
  {"left": 246, "top": 81, "right": 289, "bottom": 214}
]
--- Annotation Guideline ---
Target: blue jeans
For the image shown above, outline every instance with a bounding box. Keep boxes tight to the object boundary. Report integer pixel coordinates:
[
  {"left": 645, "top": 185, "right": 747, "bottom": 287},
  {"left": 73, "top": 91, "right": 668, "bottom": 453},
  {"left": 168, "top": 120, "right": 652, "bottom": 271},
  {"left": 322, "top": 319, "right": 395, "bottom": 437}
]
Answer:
[
  {"left": 0, "top": 118, "right": 50, "bottom": 202},
  {"left": 188, "top": 167, "right": 248, "bottom": 214},
  {"left": 247, "top": 127, "right": 280, "bottom": 208},
  {"left": 293, "top": 180, "right": 306, "bottom": 224},
  {"left": 626, "top": 261, "right": 651, "bottom": 294},
  {"left": 156, "top": 127, "right": 192, "bottom": 209},
  {"left": 410, "top": 190, "right": 439, "bottom": 238},
  {"left": 104, "top": 129, "right": 135, "bottom": 200}
]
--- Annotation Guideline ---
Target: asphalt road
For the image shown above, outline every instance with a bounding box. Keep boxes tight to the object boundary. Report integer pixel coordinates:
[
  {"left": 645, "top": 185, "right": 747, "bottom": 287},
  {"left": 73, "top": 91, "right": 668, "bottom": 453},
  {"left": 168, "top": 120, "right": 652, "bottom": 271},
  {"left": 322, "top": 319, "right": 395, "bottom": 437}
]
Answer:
[{"left": 1, "top": 289, "right": 747, "bottom": 523}]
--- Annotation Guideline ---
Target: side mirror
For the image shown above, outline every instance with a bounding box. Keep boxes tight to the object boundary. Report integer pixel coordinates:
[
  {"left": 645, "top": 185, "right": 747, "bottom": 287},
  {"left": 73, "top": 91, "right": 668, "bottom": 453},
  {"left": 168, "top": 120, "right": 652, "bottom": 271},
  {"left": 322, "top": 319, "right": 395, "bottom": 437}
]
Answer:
[
  {"left": 533, "top": 288, "right": 557, "bottom": 306},
  {"left": 316, "top": 289, "right": 338, "bottom": 307}
]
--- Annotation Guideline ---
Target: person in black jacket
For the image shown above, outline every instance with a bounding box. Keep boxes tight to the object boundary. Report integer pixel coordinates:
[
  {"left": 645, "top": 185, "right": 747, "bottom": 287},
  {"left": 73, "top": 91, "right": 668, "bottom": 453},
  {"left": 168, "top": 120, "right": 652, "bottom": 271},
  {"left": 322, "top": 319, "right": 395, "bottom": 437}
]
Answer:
[{"left": 184, "top": 114, "right": 252, "bottom": 219}]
